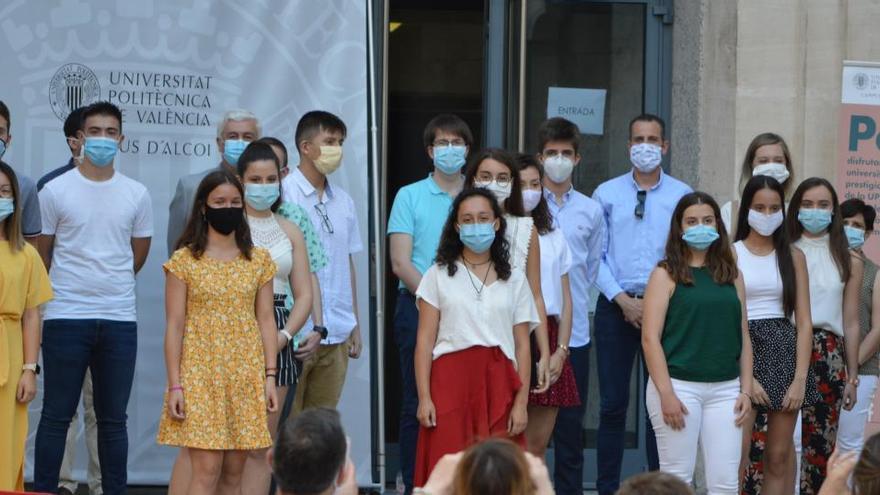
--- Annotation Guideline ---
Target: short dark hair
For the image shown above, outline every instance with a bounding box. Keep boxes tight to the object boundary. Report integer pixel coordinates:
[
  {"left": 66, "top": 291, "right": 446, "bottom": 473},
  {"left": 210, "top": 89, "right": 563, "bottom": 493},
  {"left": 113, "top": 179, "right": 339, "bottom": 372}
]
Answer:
[
  {"left": 629, "top": 113, "right": 666, "bottom": 140},
  {"left": 255, "top": 136, "right": 288, "bottom": 168},
  {"left": 273, "top": 408, "right": 347, "bottom": 495},
  {"left": 537, "top": 117, "right": 581, "bottom": 153},
  {"left": 616, "top": 471, "right": 694, "bottom": 495},
  {"left": 237, "top": 141, "right": 283, "bottom": 212},
  {"left": 81, "top": 101, "right": 123, "bottom": 132},
  {"left": 841, "top": 198, "right": 877, "bottom": 232},
  {"left": 64, "top": 107, "right": 86, "bottom": 138},
  {"left": 422, "top": 114, "right": 474, "bottom": 149},
  {"left": 294, "top": 111, "right": 347, "bottom": 154},
  {"left": 0, "top": 100, "right": 9, "bottom": 132}
]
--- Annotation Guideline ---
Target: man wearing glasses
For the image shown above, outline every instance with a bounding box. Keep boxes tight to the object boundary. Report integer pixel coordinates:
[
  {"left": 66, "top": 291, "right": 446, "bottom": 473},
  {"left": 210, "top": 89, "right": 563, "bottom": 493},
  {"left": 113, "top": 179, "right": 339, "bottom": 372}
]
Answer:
[
  {"left": 386, "top": 114, "right": 472, "bottom": 494},
  {"left": 591, "top": 114, "right": 692, "bottom": 495},
  {"left": 281, "top": 110, "right": 363, "bottom": 414}
]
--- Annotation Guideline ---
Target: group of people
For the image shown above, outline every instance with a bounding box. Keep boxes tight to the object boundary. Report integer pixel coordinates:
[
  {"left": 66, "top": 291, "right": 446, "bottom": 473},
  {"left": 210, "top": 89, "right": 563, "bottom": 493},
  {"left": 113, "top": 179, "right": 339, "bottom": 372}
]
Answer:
[
  {"left": 0, "top": 101, "right": 363, "bottom": 495},
  {"left": 1, "top": 93, "right": 879, "bottom": 495},
  {"left": 389, "top": 112, "right": 880, "bottom": 495}
]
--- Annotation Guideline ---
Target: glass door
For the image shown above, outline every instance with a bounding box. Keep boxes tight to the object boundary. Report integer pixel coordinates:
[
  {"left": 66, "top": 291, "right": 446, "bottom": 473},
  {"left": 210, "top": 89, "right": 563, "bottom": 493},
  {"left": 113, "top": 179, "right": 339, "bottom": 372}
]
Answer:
[{"left": 494, "top": 0, "right": 673, "bottom": 488}]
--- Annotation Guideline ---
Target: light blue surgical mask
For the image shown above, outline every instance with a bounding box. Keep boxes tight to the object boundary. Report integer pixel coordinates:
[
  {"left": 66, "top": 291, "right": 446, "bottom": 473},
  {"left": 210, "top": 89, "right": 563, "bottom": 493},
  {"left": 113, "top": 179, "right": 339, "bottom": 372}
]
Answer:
[
  {"left": 459, "top": 222, "right": 496, "bottom": 254},
  {"left": 433, "top": 145, "right": 467, "bottom": 175},
  {"left": 0, "top": 198, "right": 13, "bottom": 222},
  {"left": 681, "top": 224, "right": 719, "bottom": 251},
  {"left": 0, "top": 138, "right": 7, "bottom": 159},
  {"left": 845, "top": 224, "right": 866, "bottom": 249},
  {"left": 223, "top": 139, "right": 249, "bottom": 165},
  {"left": 83, "top": 137, "right": 118, "bottom": 167},
  {"left": 244, "top": 183, "right": 280, "bottom": 211},
  {"left": 798, "top": 208, "right": 833, "bottom": 234}
]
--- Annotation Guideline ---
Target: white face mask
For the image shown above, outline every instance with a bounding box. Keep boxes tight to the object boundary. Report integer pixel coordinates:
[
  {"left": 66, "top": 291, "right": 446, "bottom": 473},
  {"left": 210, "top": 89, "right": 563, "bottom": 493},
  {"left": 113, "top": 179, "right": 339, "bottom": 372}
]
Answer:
[
  {"left": 522, "top": 189, "right": 542, "bottom": 212},
  {"left": 747, "top": 209, "right": 784, "bottom": 236},
  {"left": 543, "top": 155, "right": 575, "bottom": 183},
  {"left": 476, "top": 180, "right": 511, "bottom": 202},
  {"left": 630, "top": 143, "right": 663, "bottom": 173},
  {"left": 752, "top": 162, "right": 790, "bottom": 184}
]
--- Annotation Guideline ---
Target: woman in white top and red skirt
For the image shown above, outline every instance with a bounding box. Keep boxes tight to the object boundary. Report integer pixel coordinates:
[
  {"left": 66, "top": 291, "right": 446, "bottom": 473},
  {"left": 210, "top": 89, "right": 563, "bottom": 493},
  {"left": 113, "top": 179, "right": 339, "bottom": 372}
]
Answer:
[{"left": 413, "top": 188, "right": 539, "bottom": 487}]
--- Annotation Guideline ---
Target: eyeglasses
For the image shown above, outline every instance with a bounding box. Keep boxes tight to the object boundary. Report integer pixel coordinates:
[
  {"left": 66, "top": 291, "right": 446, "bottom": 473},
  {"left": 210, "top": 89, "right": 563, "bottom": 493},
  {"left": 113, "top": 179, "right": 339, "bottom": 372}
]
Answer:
[
  {"left": 314, "top": 203, "right": 334, "bottom": 234},
  {"left": 433, "top": 139, "right": 467, "bottom": 147},
  {"left": 634, "top": 190, "right": 646, "bottom": 219},
  {"left": 476, "top": 174, "right": 512, "bottom": 187}
]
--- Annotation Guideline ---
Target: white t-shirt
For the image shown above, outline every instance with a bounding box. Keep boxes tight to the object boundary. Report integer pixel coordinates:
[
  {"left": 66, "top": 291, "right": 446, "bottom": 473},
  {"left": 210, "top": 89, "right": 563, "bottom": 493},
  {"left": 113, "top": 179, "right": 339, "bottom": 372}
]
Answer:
[
  {"left": 538, "top": 228, "right": 572, "bottom": 316},
  {"left": 416, "top": 261, "right": 539, "bottom": 366},
  {"left": 40, "top": 168, "right": 153, "bottom": 321}
]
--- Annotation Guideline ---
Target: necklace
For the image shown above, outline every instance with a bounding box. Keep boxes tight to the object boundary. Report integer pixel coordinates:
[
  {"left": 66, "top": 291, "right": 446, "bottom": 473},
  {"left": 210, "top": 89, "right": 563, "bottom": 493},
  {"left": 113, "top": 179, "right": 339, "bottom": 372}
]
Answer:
[
  {"left": 463, "top": 260, "right": 493, "bottom": 301},
  {"left": 462, "top": 254, "right": 491, "bottom": 266}
]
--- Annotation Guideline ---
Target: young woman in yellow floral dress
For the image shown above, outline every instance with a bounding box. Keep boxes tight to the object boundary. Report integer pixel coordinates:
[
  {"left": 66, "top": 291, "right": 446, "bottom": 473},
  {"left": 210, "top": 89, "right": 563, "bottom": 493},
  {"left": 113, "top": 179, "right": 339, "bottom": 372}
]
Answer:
[
  {"left": 0, "top": 162, "right": 52, "bottom": 490},
  {"left": 158, "top": 169, "right": 278, "bottom": 495}
]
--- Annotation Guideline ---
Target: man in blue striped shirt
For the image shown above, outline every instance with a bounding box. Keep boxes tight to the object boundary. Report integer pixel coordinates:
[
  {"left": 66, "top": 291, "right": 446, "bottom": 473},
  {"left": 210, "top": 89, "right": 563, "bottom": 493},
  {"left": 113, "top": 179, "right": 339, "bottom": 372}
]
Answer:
[{"left": 592, "top": 114, "right": 692, "bottom": 495}]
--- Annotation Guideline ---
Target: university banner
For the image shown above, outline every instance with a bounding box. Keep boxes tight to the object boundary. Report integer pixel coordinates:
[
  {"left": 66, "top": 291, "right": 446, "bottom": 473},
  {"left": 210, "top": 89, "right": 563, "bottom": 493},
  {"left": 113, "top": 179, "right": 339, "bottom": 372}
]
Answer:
[
  {"left": 836, "top": 61, "right": 880, "bottom": 261},
  {"left": 0, "top": 0, "right": 374, "bottom": 485}
]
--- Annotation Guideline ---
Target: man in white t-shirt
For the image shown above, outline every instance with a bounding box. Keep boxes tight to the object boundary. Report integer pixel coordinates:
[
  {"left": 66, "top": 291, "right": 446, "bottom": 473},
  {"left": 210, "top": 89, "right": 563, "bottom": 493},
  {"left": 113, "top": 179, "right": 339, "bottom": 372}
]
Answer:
[
  {"left": 281, "top": 111, "right": 363, "bottom": 414},
  {"left": 34, "top": 102, "right": 153, "bottom": 495}
]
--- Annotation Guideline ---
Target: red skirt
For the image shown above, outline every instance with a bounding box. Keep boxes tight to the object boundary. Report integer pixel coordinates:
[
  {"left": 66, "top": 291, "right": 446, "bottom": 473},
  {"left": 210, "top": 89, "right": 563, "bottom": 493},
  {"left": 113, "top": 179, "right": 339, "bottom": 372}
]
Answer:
[
  {"left": 413, "top": 346, "right": 524, "bottom": 487},
  {"left": 529, "top": 317, "right": 581, "bottom": 407}
]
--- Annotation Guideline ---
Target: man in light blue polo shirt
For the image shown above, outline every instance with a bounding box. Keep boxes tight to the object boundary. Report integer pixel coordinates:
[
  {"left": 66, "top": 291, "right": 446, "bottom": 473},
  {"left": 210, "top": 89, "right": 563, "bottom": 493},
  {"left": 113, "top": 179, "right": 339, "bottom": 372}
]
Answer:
[
  {"left": 387, "top": 114, "right": 472, "bottom": 495},
  {"left": 592, "top": 114, "right": 692, "bottom": 495}
]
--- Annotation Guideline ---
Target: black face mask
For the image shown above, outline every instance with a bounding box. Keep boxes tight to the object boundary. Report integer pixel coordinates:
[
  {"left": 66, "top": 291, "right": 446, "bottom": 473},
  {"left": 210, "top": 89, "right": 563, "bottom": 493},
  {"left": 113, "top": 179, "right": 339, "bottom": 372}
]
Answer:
[{"left": 205, "top": 206, "right": 243, "bottom": 235}]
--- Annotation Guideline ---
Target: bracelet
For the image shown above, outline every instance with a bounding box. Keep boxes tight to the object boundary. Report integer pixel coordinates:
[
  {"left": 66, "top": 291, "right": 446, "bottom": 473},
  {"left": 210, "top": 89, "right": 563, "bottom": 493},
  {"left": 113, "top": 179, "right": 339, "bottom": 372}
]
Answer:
[
  {"left": 265, "top": 366, "right": 278, "bottom": 371},
  {"left": 280, "top": 329, "right": 293, "bottom": 342},
  {"left": 557, "top": 344, "right": 570, "bottom": 355},
  {"left": 739, "top": 391, "right": 751, "bottom": 399},
  {"left": 266, "top": 373, "right": 277, "bottom": 379},
  {"left": 169, "top": 385, "right": 183, "bottom": 392}
]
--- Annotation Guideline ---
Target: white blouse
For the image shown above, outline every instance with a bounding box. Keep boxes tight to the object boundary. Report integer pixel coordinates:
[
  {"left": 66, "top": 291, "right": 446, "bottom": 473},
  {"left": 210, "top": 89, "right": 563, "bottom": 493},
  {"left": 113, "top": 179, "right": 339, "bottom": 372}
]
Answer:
[
  {"left": 416, "top": 261, "right": 539, "bottom": 366},
  {"left": 504, "top": 214, "right": 534, "bottom": 271},
  {"left": 247, "top": 213, "right": 293, "bottom": 294},
  {"left": 795, "top": 234, "right": 845, "bottom": 336},
  {"left": 538, "top": 228, "right": 573, "bottom": 317}
]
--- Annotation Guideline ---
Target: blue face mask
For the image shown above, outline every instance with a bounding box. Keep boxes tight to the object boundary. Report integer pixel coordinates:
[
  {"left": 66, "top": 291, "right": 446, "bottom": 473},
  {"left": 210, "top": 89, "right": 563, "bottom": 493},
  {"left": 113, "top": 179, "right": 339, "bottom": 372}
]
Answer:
[
  {"left": 83, "top": 137, "right": 118, "bottom": 167},
  {"left": 433, "top": 145, "right": 467, "bottom": 175},
  {"left": 0, "top": 138, "right": 7, "bottom": 159},
  {"left": 845, "top": 224, "right": 866, "bottom": 249},
  {"left": 244, "top": 183, "right": 280, "bottom": 211},
  {"left": 798, "top": 208, "right": 833, "bottom": 234},
  {"left": 681, "top": 224, "right": 719, "bottom": 251},
  {"left": 0, "top": 198, "right": 13, "bottom": 222},
  {"left": 223, "top": 139, "right": 249, "bottom": 166},
  {"left": 459, "top": 222, "right": 496, "bottom": 254}
]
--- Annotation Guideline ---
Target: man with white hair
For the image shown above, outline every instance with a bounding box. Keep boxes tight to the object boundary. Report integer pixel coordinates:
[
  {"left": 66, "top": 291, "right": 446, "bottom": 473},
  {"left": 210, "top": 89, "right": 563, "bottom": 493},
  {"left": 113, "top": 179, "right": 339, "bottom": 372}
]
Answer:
[{"left": 166, "top": 109, "right": 260, "bottom": 255}]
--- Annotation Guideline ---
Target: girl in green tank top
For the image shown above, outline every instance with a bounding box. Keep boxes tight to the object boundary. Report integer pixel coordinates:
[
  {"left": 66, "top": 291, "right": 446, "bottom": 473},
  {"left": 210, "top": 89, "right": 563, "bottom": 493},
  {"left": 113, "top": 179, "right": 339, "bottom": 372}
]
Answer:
[{"left": 641, "top": 191, "right": 753, "bottom": 492}]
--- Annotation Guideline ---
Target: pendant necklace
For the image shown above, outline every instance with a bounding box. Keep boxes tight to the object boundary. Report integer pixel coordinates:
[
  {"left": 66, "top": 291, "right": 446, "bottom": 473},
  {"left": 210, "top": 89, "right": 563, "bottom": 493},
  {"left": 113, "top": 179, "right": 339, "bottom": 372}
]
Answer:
[{"left": 463, "top": 258, "right": 493, "bottom": 301}]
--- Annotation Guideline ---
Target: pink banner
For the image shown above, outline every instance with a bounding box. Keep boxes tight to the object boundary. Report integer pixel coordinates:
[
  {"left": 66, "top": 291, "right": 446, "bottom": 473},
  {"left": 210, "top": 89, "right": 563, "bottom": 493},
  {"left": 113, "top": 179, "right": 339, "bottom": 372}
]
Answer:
[{"left": 836, "top": 103, "right": 880, "bottom": 261}]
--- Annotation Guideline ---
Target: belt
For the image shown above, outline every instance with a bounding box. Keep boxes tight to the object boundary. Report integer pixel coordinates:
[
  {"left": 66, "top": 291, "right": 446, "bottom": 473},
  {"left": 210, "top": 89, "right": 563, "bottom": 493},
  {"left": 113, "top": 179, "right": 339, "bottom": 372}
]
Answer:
[
  {"left": 0, "top": 315, "right": 22, "bottom": 387},
  {"left": 626, "top": 291, "right": 644, "bottom": 299}
]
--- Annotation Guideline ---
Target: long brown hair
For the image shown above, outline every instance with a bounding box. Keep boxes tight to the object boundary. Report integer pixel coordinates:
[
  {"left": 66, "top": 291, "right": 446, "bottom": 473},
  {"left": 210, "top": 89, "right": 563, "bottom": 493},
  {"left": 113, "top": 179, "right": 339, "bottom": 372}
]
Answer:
[
  {"left": 515, "top": 153, "right": 553, "bottom": 235},
  {"left": 785, "top": 177, "right": 851, "bottom": 281},
  {"left": 854, "top": 432, "right": 880, "bottom": 494},
  {"left": 175, "top": 169, "right": 253, "bottom": 259},
  {"left": 463, "top": 148, "right": 526, "bottom": 216},
  {"left": 0, "top": 162, "right": 25, "bottom": 251},
  {"left": 452, "top": 439, "right": 534, "bottom": 495},
  {"left": 659, "top": 191, "right": 738, "bottom": 285},
  {"left": 738, "top": 132, "right": 794, "bottom": 197}
]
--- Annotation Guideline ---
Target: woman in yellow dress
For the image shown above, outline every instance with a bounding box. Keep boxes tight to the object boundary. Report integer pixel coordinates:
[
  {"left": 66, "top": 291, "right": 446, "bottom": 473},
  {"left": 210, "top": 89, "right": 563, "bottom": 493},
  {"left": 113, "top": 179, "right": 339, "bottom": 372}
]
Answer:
[
  {"left": 158, "top": 169, "right": 279, "bottom": 495},
  {"left": 0, "top": 162, "right": 52, "bottom": 490}
]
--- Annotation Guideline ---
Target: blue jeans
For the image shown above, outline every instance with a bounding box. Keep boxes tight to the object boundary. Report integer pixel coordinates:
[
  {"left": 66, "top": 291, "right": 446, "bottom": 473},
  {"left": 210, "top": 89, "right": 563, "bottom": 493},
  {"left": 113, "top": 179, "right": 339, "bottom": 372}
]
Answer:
[
  {"left": 552, "top": 342, "right": 590, "bottom": 495},
  {"left": 34, "top": 319, "right": 137, "bottom": 495},
  {"left": 594, "top": 295, "right": 659, "bottom": 495},
  {"left": 393, "top": 291, "right": 419, "bottom": 495}
]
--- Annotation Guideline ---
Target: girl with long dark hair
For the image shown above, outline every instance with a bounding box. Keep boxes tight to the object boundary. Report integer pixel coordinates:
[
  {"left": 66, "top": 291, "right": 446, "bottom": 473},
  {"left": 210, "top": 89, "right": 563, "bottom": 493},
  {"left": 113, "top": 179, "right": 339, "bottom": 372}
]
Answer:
[
  {"left": 413, "top": 188, "right": 538, "bottom": 487},
  {"left": 642, "top": 191, "right": 753, "bottom": 493},
  {"left": 734, "top": 176, "right": 818, "bottom": 494},
  {"left": 158, "top": 170, "right": 279, "bottom": 495},
  {"left": 786, "top": 177, "right": 863, "bottom": 493}
]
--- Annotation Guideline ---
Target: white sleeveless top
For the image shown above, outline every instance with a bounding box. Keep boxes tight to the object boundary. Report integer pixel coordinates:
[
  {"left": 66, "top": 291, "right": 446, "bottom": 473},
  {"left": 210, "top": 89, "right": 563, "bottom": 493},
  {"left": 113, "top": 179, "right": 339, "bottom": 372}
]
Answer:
[
  {"left": 734, "top": 241, "right": 785, "bottom": 320},
  {"left": 247, "top": 214, "right": 293, "bottom": 294},
  {"left": 503, "top": 214, "right": 534, "bottom": 271},
  {"left": 795, "top": 235, "right": 845, "bottom": 336}
]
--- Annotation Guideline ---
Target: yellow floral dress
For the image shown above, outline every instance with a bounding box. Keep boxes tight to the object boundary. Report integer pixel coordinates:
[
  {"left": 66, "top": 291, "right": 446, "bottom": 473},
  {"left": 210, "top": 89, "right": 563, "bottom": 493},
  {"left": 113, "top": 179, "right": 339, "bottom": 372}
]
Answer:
[
  {"left": 0, "top": 242, "right": 52, "bottom": 490},
  {"left": 157, "top": 246, "right": 276, "bottom": 450}
]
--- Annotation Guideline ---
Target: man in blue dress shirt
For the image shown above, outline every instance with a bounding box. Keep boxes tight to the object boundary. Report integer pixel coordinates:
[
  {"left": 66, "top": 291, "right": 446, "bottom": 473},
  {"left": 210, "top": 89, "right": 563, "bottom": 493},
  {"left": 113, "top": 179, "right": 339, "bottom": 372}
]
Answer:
[{"left": 592, "top": 114, "right": 692, "bottom": 495}]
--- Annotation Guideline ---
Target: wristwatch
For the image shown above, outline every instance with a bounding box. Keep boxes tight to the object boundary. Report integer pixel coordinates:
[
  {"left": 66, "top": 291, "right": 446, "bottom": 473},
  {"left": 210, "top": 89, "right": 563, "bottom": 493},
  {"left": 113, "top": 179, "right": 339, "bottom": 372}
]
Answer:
[
  {"left": 280, "top": 329, "right": 294, "bottom": 342},
  {"left": 22, "top": 363, "right": 41, "bottom": 375},
  {"left": 313, "top": 325, "right": 329, "bottom": 340}
]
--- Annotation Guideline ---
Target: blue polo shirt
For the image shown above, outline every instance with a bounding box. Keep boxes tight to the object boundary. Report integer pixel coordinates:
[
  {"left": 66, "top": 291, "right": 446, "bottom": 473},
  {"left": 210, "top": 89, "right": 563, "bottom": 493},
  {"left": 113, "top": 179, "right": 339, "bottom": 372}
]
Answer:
[{"left": 387, "top": 174, "right": 456, "bottom": 289}]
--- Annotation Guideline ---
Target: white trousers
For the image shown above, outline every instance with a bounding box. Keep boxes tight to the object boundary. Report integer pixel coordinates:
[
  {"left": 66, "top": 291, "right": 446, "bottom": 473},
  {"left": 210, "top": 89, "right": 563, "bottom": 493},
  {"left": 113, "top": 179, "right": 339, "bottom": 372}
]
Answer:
[
  {"left": 836, "top": 374, "right": 878, "bottom": 453},
  {"left": 646, "top": 377, "right": 742, "bottom": 495}
]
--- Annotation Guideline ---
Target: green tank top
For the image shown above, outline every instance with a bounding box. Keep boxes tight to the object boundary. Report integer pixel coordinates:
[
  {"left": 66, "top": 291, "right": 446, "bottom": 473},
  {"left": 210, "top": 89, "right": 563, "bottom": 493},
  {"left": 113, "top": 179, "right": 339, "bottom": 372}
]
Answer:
[{"left": 662, "top": 267, "right": 743, "bottom": 382}]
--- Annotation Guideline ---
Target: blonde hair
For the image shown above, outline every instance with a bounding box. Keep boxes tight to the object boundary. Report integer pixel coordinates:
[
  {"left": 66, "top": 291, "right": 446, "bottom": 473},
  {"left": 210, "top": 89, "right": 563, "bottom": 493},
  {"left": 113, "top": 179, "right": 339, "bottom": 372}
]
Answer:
[{"left": 738, "top": 132, "right": 794, "bottom": 197}]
